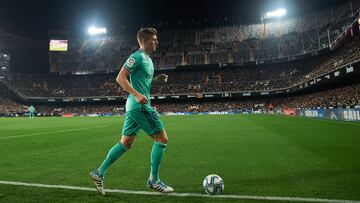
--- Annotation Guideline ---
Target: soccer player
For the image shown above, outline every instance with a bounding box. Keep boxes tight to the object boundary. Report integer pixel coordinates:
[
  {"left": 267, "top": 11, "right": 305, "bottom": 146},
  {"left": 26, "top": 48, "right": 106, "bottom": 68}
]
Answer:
[
  {"left": 90, "top": 28, "right": 173, "bottom": 195},
  {"left": 28, "top": 105, "right": 36, "bottom": 119},
  {"left": 268, "top": 103, "right": 274, "bottom": 114}
]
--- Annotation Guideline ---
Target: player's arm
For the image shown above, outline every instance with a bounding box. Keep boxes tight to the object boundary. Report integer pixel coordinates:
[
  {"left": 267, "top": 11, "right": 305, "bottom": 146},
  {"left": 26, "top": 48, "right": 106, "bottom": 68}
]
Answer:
[
  {"left": 116, "top": 67, "right": 147, "bottom": 104},
  {"left": 152, "top": 74, "right": 168, "bottom": 84}
]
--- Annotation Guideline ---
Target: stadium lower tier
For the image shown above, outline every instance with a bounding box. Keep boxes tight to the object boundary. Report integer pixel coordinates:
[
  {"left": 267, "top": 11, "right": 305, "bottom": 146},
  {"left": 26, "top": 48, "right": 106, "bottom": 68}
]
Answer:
[{"left": 1, "top": 82, "right": 359, "bottom": 116}]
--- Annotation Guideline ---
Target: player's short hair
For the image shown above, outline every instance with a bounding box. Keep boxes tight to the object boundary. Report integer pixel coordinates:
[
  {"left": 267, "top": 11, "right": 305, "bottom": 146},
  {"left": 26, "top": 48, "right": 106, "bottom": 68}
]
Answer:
[{"left": 137, "top": 28, "right": 157, "bottom": 43}]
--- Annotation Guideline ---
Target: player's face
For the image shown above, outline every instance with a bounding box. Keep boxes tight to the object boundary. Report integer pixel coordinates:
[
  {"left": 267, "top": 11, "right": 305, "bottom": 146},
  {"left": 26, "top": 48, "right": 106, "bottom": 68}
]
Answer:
[{"left": 144, "top": 35, "right": 158, "bottom": 53}]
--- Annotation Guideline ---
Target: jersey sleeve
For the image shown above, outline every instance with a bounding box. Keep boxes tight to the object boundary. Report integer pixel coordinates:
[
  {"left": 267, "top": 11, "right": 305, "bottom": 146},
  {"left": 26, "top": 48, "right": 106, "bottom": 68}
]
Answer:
[{"left": 123, "top": 52, "right": 142, "bottom": 73}]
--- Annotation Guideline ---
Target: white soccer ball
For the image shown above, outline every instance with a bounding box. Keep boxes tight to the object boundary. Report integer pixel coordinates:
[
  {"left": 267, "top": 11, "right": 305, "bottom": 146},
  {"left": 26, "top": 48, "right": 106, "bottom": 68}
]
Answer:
[{"left": 203, "top": 174, "right": 224, "bottom": 195}]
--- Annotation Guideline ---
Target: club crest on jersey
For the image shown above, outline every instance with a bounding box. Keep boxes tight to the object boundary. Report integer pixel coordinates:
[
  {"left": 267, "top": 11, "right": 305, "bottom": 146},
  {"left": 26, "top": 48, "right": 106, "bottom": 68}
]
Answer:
[{"left": 127, "top": 58, "right": 135, "bottom": 67}]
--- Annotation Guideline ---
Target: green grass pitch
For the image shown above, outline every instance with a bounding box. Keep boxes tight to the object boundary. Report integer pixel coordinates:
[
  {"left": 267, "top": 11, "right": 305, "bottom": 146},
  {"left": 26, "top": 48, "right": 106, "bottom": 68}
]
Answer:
[{"left": 0, "top": 114, "right": 359, "bottom": 203}]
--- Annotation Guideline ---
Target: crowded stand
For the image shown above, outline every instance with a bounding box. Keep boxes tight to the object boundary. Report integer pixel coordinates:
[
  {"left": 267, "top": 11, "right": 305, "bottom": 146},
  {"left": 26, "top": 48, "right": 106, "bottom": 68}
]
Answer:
[
  {"left": 272, "top": 83, "right": 360, "bottom": 109},
  {"left": 1, "top": 81, "right": 359, "bottom": 116},
  {"left": 48, "top": 1, "right": 360, "bottom": 72},
  {"left": 6, "top": 34, "right": 360, "bottom": 97},
  {"left": 0, "top": 96, "right": 24, "bottom": 115},
  {"left": 0, "top": 83, "right": 24, "bottom": 115},
  {"left": 1, "top": 1, "right": 360, "bottom": 117}
]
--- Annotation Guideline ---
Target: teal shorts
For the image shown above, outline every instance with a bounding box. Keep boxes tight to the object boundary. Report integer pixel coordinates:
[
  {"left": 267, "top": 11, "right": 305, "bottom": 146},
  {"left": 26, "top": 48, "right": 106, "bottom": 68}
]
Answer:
[{"left": 122, "top": 107, "right": 164, "bottom": 136}]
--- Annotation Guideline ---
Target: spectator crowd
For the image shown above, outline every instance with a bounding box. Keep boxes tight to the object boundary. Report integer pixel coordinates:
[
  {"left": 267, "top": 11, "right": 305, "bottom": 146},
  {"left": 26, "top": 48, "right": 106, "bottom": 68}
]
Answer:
[
  {"left": 6, "top": 34, "right": 360, "bottom": 97},
  {"left": 49, "top": 1, "right": 360, "bottom": 72},
  {"left": 1, "top": 1, "right": 360, "bottom": 116},
  {"left": 1, "top": 82, "right": 359, "bottom": 115}
]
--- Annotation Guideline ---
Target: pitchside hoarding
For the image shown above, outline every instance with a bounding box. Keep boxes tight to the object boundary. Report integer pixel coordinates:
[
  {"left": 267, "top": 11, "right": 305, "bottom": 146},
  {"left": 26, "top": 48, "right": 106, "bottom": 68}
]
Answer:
[{"left": 295, "top": 108, "right": 360, "bottom": 121}]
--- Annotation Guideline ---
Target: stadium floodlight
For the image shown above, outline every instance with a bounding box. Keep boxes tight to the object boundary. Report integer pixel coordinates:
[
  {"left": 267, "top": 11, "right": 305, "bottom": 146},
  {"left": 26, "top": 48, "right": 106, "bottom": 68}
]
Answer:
[
  {"left": 88, "top": 26, "right": 107, "bottom": 35},
  {"left": 264, "top": 8, "right": 287, "bottom": 19}
]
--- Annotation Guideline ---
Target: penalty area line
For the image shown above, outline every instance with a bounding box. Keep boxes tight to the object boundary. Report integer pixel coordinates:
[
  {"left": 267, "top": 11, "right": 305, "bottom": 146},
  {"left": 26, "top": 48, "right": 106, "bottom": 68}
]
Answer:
[{"left": 0, "top": 180, "right": 359, "bottom": 203}]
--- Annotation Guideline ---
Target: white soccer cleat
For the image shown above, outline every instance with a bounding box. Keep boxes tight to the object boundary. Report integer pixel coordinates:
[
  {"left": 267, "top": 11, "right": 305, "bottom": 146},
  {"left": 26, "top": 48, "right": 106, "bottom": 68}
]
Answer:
[
  {"left": 147, "top": 179, "right": 174, "bottom": 193},
  {"left": 90, "top": 170, "right": 105, "bottom": 195}
]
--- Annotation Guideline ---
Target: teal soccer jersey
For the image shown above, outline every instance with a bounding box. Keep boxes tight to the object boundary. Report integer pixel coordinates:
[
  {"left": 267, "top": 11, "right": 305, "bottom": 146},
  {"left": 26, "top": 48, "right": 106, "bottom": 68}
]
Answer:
[
  {"left": 123, "top": 49, "right": 154, "bottom": 112},
  {"left": 122, "top": 49, "right": 163, "bottom": 136},
  {"left": 29, "top": 106, "right": 35, "bottom": 113}
]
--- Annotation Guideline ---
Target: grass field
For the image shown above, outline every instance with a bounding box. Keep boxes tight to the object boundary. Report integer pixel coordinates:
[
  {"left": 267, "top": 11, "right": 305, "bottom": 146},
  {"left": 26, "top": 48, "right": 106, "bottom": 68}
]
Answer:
[{"left": 0, "top": 114, "right": 359, "bottom": 203}]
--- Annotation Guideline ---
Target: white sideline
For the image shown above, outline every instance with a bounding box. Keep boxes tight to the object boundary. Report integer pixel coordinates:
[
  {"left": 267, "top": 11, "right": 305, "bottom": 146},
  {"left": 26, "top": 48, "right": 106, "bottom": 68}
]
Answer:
[
  {"left": 0, "top": 180, "right": 359, "bottom": 203},
  {"left": 0, "top": 125, "right": 108, "bottom": 140}
]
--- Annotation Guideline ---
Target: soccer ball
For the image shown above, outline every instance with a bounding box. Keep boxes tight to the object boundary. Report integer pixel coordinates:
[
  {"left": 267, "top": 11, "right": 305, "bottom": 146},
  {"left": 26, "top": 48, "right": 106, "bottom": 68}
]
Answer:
[{"left": 203, "top": 174, "right": 224, "bottom": 195}]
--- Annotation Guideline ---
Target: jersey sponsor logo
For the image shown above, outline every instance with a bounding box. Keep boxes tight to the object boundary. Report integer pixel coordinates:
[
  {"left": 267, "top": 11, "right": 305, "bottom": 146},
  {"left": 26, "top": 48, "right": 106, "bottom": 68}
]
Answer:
[{"left": 127, "top": 58, "right": 136, "bottom": 67}]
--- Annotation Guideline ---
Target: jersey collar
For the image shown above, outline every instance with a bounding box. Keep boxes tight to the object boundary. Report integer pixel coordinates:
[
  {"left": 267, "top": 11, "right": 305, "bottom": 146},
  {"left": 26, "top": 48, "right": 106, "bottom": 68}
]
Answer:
[{"left": 139, "top": 48, "right": 151, "bottom": 56}]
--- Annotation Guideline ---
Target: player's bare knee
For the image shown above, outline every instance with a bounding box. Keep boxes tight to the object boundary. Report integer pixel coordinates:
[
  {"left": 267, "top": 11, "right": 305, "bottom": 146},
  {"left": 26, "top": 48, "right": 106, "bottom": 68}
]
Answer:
[
  {"left": 153, "top": 136, "right": 167, "bottom": 144},
  {"left": 122, "top": 141, "right": 134, "bottom": 149},
  {"left": 153, "top": 130, "right": 168, "bottom": 144},
  {"left": 120, "top": 135, "right": 136, "bottom": 149},
  {"left": 160, "top": 136, "right": 168, "bottom": 144}
]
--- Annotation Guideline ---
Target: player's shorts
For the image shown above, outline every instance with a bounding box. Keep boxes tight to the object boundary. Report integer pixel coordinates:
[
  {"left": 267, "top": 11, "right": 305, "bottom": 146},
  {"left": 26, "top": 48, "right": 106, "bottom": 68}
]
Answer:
[{"left": 122, "top": 107, "right": 164, "bottom": 136}]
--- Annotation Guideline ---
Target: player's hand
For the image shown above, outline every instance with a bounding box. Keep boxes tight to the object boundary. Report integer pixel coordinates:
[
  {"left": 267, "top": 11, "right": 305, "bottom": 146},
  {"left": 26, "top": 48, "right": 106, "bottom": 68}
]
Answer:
[
  {"left": 135, "top": 93, "right": 148, "bottom": 104},
  {"left": 158, "top": 74, "right": 168, "bottom": 83}
]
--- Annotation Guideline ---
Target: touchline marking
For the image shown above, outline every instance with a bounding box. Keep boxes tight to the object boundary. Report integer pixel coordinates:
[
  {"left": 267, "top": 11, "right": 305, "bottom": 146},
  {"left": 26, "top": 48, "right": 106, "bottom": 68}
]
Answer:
[
  {"left": 0, "top": 125, "right": 108, "bottom": 140},
  {"left": 292, "top": 116, "right": 360, "bottom": 126},
  {"left": 0, "top": 180, "right": 359, "bottom": 203}
]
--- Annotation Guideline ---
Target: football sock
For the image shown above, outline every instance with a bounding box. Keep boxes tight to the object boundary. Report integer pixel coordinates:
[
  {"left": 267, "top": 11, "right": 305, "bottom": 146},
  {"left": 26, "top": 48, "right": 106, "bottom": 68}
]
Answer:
[
  {"left": 150, "top": 142, "right": 167, "bottom": 183},
  {"left": 98, "top": 142, "right": 128, "bottom": 177}
]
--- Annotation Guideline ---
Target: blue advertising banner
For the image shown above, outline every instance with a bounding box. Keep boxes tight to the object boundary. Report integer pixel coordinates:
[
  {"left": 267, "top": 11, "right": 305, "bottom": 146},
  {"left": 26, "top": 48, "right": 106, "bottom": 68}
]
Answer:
[{"left": 296, "top": 108, "right": 360, "bottom": 121}]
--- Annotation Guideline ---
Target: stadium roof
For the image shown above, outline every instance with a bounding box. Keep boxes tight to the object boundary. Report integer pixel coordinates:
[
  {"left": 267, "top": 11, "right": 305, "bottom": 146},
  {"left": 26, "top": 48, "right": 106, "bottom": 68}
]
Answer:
[
  {"left": 0, "top": 0, "right": 350, "bottom": 41},
  {"left": 0, "top": 30, "right": 45, "bottom": 51},
  {"left": 0, "top": 0, "right": 352, "bottom": 73}
]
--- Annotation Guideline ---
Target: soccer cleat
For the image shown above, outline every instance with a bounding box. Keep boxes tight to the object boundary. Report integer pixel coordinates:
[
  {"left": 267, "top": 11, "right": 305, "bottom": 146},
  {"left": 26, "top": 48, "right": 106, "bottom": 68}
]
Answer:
[
  {"left": 146, "top": 179, "right": 174, "bottom": 193},
  {"left": 90, "top": 170, "right": 105, "bottom": 195}
]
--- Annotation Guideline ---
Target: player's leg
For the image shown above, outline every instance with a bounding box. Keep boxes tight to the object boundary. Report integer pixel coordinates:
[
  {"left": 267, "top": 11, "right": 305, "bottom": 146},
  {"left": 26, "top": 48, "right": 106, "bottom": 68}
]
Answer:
[
  {"left": 149, "top": 129, "right": 168, "bottom": 183},
  {"left": 146, "top": 128, "right": 173, "bottom": 193},
  {"left": 90, "top": 136, "right": 134, "bottom": 196},
  {"left": 97, "top": 135, "right": 135, "bottom": 177},
  {"left": 134, "top": 108, "right": 173, "bottom": 192},
  {"left": 90, "top": 112, "right": 139, "bottom": 195}
]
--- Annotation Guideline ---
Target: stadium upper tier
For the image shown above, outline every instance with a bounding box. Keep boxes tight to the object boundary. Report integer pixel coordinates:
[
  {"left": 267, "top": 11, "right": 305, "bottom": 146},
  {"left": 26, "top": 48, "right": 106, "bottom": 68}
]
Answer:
[
  {"left": 7, "top": 34, "right": 360, "bottom": 98},
  {"left": 49, "top": 1, "right": 360, "bottom": 73}
]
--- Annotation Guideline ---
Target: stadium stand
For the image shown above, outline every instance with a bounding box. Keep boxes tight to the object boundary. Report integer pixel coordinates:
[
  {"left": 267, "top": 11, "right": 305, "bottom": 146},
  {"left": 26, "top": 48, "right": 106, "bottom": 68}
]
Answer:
[
  {"left": 6, "top": 34, "right": 360, "bottom": 97},
  {"left": 47, "top": 1, "right": 360, "bottom": 72},
  {"left": 0, "top": 82, "right": 24, "bottom": 116},
  {"left": 0, "top": 1, "right": 359, "bottom": 116},
  {"left": 1, "top": 81, "right": 358, "bottom": 115}
]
